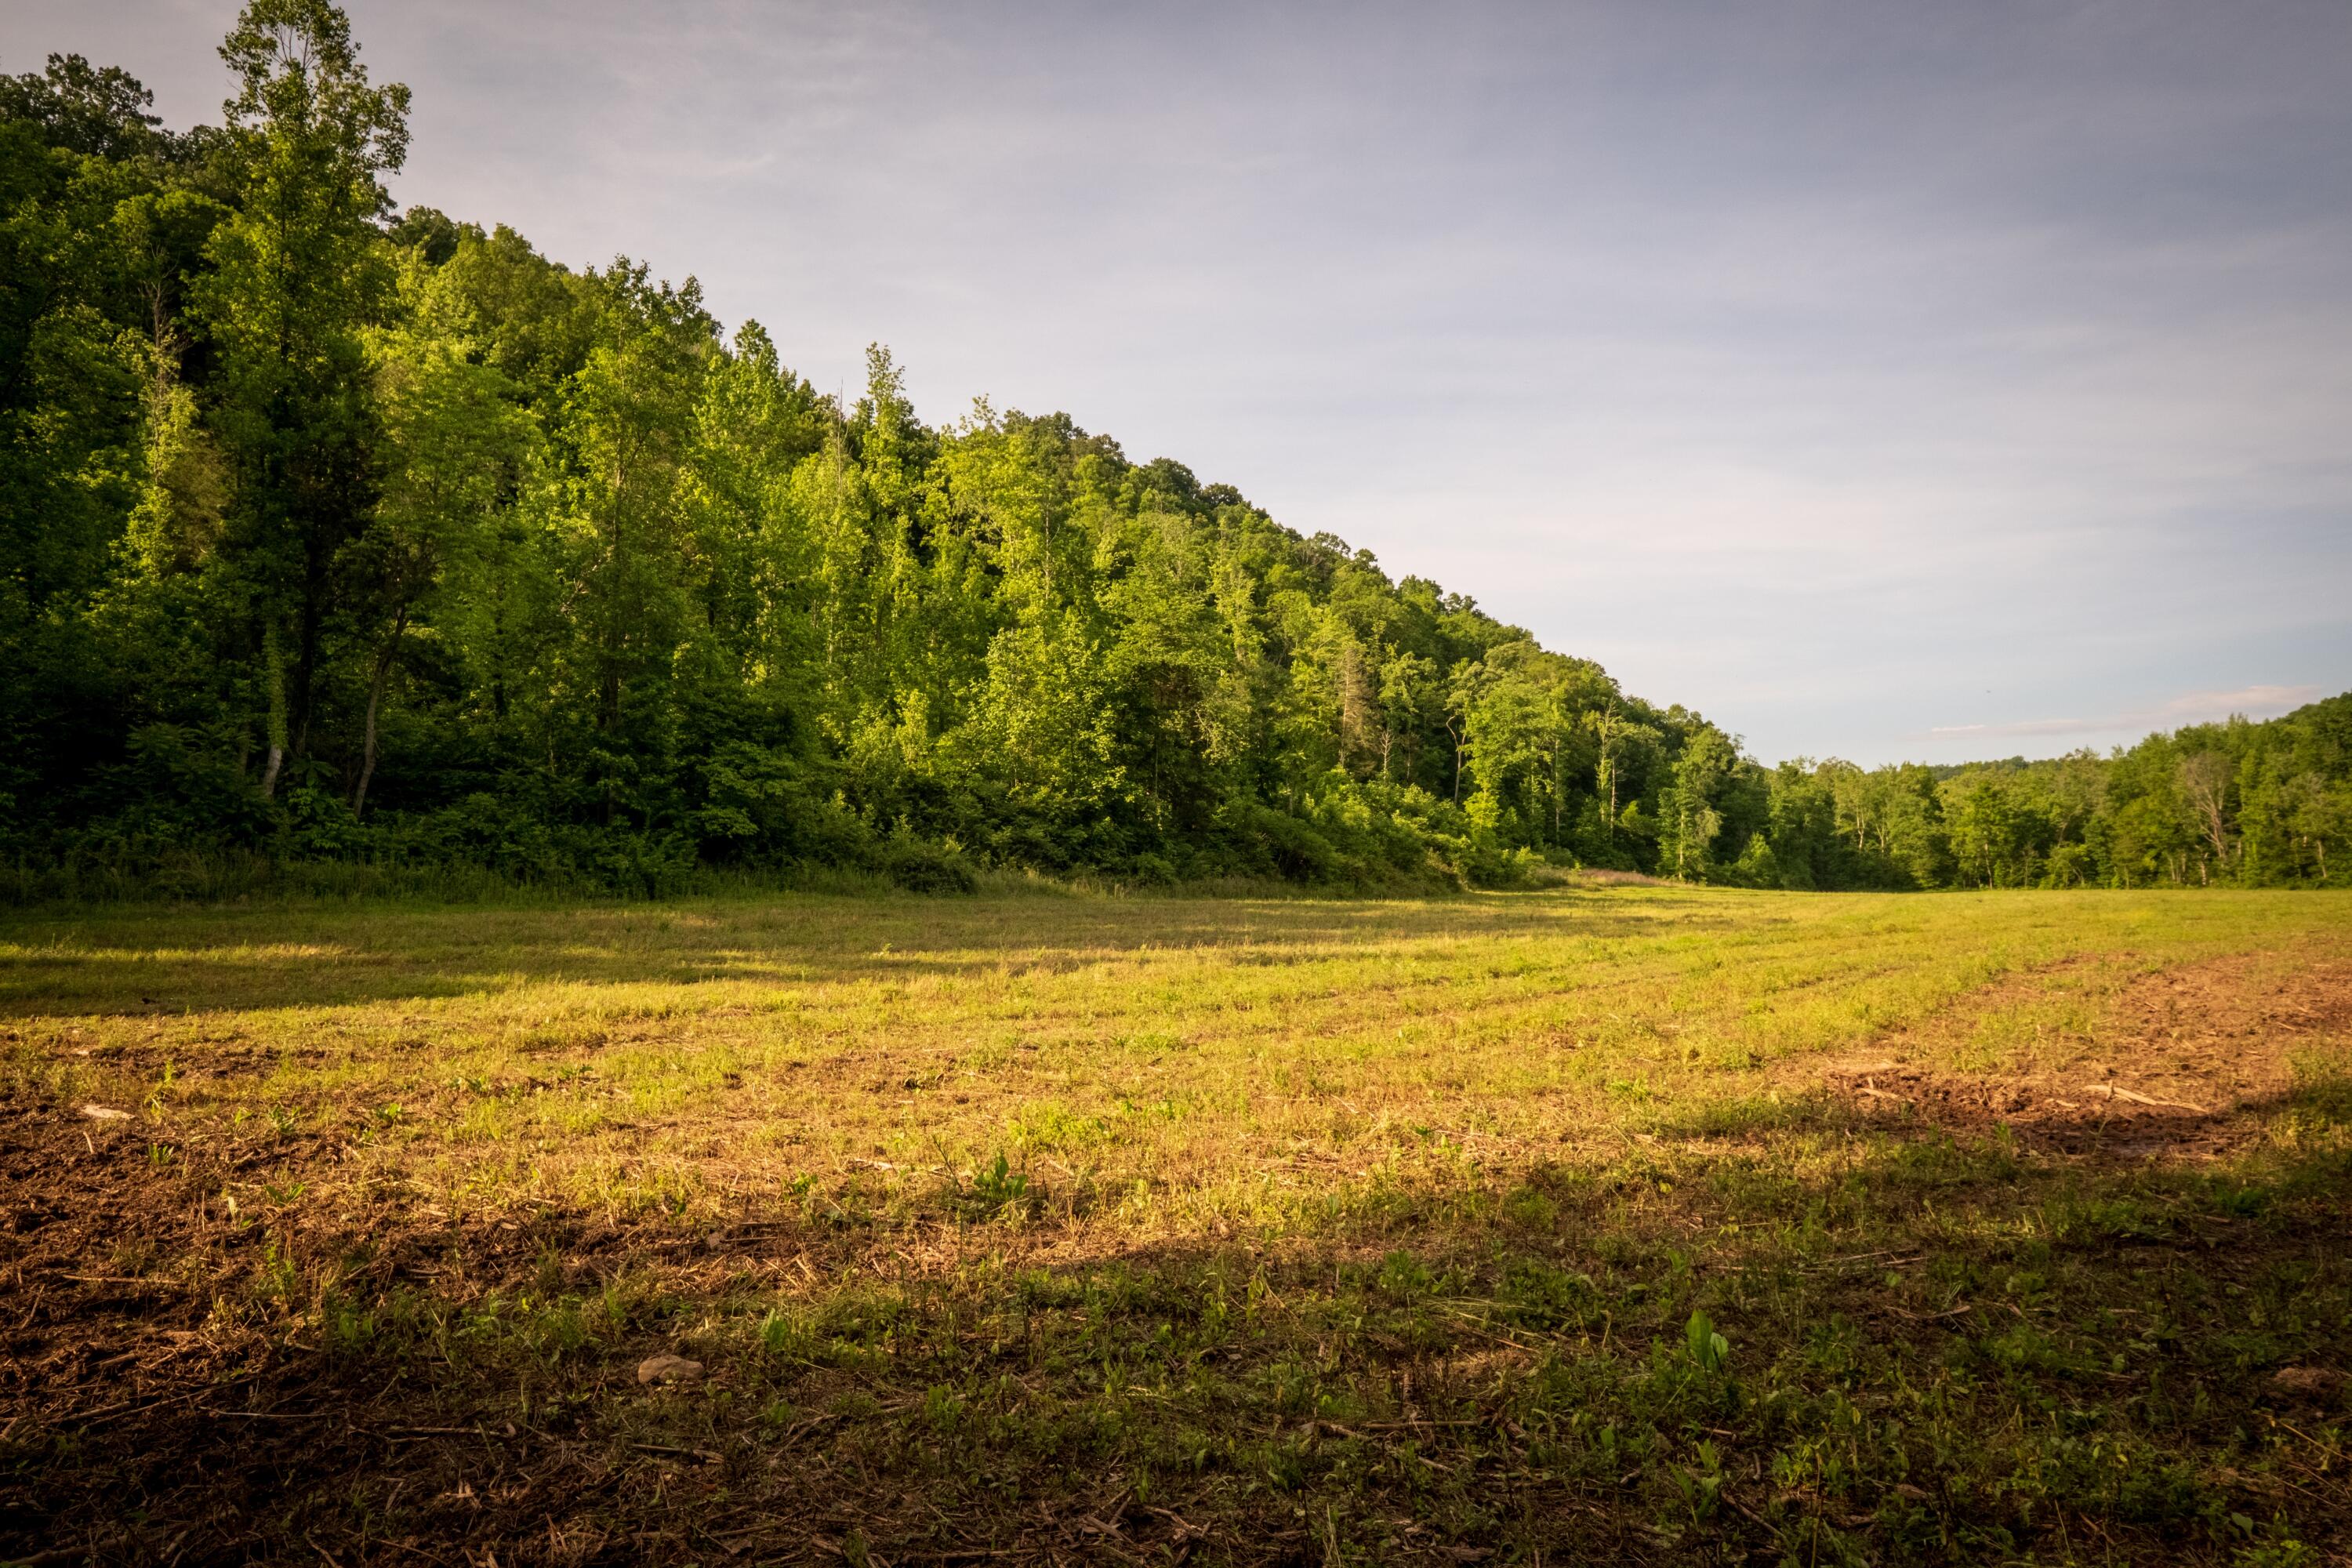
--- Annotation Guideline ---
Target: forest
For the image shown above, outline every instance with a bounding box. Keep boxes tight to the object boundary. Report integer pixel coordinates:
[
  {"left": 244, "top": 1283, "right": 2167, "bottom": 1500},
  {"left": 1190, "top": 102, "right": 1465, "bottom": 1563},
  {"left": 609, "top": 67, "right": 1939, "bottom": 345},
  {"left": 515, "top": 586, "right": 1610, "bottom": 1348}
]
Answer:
[{"left": 4, "top": 4, "right": 2347, "bottom": 898}]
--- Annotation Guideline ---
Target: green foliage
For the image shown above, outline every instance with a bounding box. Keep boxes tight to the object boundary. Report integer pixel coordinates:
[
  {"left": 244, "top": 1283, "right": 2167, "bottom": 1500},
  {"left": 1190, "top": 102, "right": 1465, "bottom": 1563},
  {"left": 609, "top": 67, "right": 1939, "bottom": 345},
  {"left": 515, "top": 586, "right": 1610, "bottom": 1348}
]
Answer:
[
  {"left": 2, "top": 7, "right": 2349, "bottom": 896},
  {"left": 883, "top": 834, "right": 978, "bottom": 895},
  {"left": 1684, "top": 1308, "right": 1731, "bottom": 1377},
  {"left": 960, "top": 1153, "right": 1035, "bottom": 1220}
]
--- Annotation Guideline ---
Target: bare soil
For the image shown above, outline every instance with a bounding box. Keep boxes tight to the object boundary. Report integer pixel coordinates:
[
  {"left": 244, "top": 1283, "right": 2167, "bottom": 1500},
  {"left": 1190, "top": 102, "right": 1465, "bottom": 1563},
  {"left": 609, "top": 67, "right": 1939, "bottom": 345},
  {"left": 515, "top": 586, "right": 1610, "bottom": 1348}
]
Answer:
[{"left": 1812, "top": 954, "right": 2352, "bottom": 1156}]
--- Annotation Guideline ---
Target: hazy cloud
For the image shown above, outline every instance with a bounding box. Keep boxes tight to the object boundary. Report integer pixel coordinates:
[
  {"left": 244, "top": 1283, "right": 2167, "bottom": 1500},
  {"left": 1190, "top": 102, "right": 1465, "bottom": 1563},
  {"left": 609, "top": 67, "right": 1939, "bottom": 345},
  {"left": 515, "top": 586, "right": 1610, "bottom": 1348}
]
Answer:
[{"left": 1927, "top": 684, "right": 2325, "bottom": 745}]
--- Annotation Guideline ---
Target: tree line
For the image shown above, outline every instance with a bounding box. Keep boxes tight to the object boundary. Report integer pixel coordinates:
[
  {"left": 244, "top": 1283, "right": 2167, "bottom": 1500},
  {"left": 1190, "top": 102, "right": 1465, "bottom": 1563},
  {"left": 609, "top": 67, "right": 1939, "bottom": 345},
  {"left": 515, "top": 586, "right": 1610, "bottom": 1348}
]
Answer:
[{"left": 3, "top": 3, "right": 2347, "bottom": 895}]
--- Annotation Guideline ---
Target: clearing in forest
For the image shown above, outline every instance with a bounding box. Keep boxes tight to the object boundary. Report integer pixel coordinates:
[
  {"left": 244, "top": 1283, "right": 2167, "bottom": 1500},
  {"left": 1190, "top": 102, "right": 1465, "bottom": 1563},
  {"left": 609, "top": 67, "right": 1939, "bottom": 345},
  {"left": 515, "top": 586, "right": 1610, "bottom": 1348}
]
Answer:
[{"left": 2, "top": 885, "right": 2348, "bottom": 1564}]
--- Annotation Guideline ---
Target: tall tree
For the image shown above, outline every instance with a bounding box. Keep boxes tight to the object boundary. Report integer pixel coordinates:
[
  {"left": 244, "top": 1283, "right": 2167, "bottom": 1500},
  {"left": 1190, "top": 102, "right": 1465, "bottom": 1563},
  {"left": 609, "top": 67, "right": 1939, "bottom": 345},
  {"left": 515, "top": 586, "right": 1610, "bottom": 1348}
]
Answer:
[
  {"left": 347, "top": 257, "right": 534, "bottom": 815},
  {"left": 195, "top": 0, "right": 408, "bottom": 797}
]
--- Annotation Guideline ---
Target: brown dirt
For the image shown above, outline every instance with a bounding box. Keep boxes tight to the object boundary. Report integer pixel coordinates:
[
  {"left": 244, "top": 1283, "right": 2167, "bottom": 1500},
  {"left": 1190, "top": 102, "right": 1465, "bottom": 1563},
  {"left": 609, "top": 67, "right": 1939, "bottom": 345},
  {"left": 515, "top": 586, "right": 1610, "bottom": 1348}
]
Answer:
[
  {"left": 1563, "top": 869, "right": 1672, "bottom": 887},
  {"left": 0, "top": 1091, "right": 1581, "bottom": 1564},
  {"left": 1809, "top": 953, "right": 2352, "bottom": 1156},
  {"left": 0, "top": 1102, "right": 1117, "bottom": 1563}
]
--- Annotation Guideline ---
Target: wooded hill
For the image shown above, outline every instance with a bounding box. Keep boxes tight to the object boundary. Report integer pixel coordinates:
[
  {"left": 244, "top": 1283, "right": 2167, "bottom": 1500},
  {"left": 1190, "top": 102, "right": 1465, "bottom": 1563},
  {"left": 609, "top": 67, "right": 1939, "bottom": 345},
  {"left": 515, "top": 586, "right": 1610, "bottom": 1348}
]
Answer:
[{"left": 3, "top": 5, "right": 2347, "bottom": 894}]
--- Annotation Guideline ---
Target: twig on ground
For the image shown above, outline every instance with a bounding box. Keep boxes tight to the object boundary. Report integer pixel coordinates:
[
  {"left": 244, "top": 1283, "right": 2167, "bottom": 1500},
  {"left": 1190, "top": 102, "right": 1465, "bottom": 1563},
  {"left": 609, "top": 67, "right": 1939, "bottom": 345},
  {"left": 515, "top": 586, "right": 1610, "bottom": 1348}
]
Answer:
[
  {"left": 631, "top": 1440, "right": 724, "bottom": 1463},
  {"left": 2087, "top": 1083, "right": 2208, "bottom": 1114},
  {"left": 73, "top": 1371, "right": 257, "bottom": 1428}
]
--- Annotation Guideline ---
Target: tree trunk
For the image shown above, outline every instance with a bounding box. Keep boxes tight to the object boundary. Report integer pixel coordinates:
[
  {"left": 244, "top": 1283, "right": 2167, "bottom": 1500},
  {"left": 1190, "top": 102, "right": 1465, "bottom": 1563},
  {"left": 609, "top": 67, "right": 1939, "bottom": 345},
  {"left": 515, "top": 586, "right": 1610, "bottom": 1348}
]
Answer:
[
  {"left": 260, "top": 622, "right": 289, "bottom": 802},
  {"left": 352, "top": 608, "right": 407, "bottom": 818},
  {"left": 1552, "top": 746, "right": 1561, "bottom": 843},
  {"left": 292, "top": 537, "right": 328, "bottom": 775}
]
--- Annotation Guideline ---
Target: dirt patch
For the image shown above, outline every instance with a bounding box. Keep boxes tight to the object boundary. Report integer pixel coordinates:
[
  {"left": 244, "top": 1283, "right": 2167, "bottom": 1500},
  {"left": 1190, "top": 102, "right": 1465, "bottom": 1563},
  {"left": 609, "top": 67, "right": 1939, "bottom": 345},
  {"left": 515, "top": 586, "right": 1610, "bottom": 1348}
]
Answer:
[
  {"left": 1811, "top": 953, "right": 2352, "bottom": 1156},
  {"left": 1820, "top": 1062, "right": 2246, "bottom": 1156}
]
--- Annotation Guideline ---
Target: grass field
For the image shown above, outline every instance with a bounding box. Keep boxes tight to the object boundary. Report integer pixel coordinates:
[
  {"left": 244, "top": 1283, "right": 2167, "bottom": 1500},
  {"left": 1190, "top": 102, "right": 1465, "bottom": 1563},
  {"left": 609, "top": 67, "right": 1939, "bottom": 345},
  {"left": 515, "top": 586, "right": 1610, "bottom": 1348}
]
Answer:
[{"left": 2, "top": 884, "right": 2349, "bottom": 1566}]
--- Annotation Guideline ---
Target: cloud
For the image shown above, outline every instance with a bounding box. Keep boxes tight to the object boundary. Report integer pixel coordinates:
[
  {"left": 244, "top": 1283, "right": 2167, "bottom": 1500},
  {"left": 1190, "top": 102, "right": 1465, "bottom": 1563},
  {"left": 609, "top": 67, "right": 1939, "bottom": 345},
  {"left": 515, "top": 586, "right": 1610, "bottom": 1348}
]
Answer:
[
  {"left": 1929, "top": 718, "right": 2096, "bottom": 738},
  {"left": 2151, "top": 684, "right": 2323, "bottom": 722},
  {"left": 1926, "top": 684, "right": 2323, "bottom": 743}
]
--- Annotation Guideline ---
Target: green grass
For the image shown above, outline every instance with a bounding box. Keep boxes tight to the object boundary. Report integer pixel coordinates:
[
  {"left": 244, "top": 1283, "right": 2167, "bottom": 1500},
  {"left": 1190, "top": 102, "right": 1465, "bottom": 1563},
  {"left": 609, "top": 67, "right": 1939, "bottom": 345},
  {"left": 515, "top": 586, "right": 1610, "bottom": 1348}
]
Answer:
[{"left": 2, "top": 885, "right": 2348, "bottom": 1564}]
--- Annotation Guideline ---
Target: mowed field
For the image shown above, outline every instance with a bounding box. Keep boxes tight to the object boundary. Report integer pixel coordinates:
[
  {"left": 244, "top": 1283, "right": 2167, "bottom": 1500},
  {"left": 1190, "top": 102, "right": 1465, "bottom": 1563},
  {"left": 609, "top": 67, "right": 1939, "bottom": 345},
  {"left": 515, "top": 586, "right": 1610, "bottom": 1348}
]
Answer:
[{"left": 2, "top": 886, "right": 2349, "bottom": 1566}]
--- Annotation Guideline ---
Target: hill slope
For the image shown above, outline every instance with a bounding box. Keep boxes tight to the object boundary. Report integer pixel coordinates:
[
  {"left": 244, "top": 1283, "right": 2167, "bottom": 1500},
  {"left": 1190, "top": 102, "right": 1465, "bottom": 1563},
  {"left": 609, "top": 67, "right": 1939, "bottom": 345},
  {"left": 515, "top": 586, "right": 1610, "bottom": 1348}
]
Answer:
[{"left": 1, "top": 20, "right": 2345, "bottom": 891}]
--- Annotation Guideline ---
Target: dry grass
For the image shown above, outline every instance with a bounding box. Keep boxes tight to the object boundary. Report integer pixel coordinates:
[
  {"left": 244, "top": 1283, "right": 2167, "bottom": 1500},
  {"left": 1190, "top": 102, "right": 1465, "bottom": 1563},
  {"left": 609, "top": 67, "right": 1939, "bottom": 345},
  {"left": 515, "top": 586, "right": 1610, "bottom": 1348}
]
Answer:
[{"left": 2, "top": 884, "right": 2349, "bottom": 1564}]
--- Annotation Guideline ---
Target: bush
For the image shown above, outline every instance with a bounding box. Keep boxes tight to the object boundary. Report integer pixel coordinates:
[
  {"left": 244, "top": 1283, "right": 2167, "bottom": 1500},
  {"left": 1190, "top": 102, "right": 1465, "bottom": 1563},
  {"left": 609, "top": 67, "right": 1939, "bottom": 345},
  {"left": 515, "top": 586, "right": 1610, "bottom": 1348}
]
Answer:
[{"left": 883, "top": 837, "right": 977, "bottom": 895}]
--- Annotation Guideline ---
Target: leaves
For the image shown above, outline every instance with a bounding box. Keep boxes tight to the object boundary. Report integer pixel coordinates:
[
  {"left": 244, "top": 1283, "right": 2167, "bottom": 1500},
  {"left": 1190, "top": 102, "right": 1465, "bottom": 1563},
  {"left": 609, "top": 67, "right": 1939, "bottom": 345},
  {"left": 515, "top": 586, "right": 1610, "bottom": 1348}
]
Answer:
[{"left": 1, "top": 3, "right": 2347, "bottom": 891}]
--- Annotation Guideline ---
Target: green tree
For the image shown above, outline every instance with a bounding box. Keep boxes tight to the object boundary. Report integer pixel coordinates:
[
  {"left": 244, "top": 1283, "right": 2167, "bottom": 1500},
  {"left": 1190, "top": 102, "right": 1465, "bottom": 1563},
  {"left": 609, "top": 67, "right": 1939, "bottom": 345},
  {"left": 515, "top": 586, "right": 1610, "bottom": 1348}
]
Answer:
[
  {"left": 1659, "top": 728, "right": 1733, "bottom": 879},
  {"left": 1587, "top": 708, "right": 1660, "bottom": 855},
  {"left": 196, "top": 0, "right": 409, "bottom": 797},
  {"left": 6, "top": 5, "right": 2352, "bottom": 895},
  {"left": 347, "top": 260, "right": 534, "bottom": 815}
]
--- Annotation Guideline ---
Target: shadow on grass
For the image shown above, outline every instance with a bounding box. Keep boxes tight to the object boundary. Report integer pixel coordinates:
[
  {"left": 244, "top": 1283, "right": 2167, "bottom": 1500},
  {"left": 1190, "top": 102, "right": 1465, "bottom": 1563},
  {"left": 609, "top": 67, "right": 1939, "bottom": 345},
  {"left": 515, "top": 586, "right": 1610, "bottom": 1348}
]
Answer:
[
  {"left": 0, "top": 889, "right": 1738, "bottom": 1019},
  {"left": 4, "top": 1076, "right": 2348, "bottom": 1565}
]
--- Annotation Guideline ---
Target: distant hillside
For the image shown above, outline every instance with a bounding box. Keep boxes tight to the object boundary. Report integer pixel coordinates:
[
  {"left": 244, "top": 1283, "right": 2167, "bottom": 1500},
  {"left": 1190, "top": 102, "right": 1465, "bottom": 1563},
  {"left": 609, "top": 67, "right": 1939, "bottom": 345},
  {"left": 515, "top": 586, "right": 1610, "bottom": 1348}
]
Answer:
[{"left": 2, "top": 16, "right": 2345, "bottom": 891}]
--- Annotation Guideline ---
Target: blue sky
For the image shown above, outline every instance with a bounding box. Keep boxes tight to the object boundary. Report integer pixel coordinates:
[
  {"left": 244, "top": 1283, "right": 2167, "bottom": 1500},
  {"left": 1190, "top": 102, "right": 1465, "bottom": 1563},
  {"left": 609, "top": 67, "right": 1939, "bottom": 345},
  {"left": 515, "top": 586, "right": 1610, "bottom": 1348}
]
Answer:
[{"left": 9, "top": 0, "right": 2348, "bottom": 764}]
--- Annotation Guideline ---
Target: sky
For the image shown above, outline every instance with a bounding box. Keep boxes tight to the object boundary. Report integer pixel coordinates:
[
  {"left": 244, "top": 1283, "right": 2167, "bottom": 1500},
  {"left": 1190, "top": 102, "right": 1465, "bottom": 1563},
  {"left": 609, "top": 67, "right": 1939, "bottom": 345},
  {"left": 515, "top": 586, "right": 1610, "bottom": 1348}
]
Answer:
[{"left": 7, "top": 0, "right": 2349, "bottom": 766}]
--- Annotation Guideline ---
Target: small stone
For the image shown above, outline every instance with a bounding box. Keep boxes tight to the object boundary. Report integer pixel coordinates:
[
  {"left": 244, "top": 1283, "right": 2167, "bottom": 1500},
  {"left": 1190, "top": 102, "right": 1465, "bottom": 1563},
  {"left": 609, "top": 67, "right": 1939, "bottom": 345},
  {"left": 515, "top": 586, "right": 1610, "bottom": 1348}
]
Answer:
[
  {"left": 637, "top": 1353, "right": 704, "bottom": 1386},
  {"left": 2270, "top": 1366, "right": 2341, "bottom": 1397},
  {"left": 78, "top": 1104, "right": 131, "bottom": 1121}
]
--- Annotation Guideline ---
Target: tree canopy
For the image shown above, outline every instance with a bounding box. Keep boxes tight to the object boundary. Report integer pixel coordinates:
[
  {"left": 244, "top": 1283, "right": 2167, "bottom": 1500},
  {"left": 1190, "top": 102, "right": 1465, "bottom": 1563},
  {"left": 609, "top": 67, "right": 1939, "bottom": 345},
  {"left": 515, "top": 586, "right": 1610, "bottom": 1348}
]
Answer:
[{"left": 3, "top": 10, "right": 2347, "bottom": 894}]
